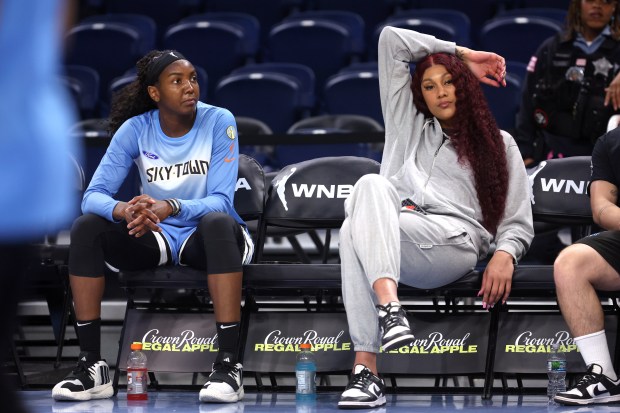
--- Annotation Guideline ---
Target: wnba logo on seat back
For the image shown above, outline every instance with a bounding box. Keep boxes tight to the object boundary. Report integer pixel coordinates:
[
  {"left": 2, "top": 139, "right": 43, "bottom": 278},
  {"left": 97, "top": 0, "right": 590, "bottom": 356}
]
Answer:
[{"left": 273, "top": 167, "right": 353, "bottom": 211}]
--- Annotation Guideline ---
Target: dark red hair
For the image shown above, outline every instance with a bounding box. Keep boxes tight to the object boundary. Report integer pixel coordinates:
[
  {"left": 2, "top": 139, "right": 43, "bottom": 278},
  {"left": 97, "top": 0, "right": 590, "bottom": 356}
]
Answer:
[{"left": 411, "top": 53, "right": 508, "bottom": 235}]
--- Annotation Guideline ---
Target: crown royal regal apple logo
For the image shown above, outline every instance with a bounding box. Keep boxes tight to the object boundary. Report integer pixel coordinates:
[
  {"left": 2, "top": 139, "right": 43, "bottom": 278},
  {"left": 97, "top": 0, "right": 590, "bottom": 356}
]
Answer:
[
  {"left": 254, "top": 329, "right": 350, "bottom": 352},
  {"left": 383, "top": 331, "right": 477, "bottom": 354},
  {"left": 505, "top": 330, "right": 577, "bottom": 353},
  {"left": 140, "top": 329, "right": 218, "bottom": 352}
]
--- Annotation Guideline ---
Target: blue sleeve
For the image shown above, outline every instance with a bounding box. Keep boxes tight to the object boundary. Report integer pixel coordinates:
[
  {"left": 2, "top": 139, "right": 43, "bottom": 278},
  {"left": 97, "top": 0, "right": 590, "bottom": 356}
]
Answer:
[
  {"left": 174, "top": 110, "right": 239, "bottom": 224},
  {"left": 81, "top": 119, "right": 140, "bottom": 221}
]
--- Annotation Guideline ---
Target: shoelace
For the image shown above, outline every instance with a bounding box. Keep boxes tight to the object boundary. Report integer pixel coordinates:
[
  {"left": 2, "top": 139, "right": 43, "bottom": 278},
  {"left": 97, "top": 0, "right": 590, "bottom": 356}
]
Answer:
[
  {"left": 67, "top": 359, "right": 94, "bottom": 380},
  {"left": 380, "top": 306, "right": 406, "bottom": 330},
  {"left": 574, "top": 367, "right": 603, "bottom": 389},
  {"left": 210, "top": 362, "right": 240, "bottom": 381},
  {"left": 347, "top": 369, "right": 374, "bottom": 391}
]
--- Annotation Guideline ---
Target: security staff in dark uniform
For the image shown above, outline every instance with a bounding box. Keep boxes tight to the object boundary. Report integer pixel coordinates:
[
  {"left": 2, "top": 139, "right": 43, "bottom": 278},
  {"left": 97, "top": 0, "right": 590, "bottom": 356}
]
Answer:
[{"left": 516, "top": 0, "right": 620, "bottom": 166}]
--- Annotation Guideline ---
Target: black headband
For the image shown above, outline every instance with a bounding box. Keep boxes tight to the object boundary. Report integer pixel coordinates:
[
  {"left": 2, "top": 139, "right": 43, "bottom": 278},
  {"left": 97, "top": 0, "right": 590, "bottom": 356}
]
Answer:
[{"left": 146, "top": 50, "right": 186, "bottom": 85}]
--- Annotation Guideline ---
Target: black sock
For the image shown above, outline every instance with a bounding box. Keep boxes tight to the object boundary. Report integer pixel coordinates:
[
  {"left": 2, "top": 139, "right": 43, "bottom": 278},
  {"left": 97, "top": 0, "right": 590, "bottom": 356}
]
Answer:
[
  {"left": 75, "top": 318, "right": 101, "bottom": 359},
  {"left": 216, "top": 322, "right": 240, "bottom": 363}
]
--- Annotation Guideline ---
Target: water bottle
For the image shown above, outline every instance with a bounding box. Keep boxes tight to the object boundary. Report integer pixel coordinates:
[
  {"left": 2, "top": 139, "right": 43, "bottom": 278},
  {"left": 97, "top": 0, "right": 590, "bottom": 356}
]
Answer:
[
  {"left": 127, "top": 342, "right": 148, "bottom": 400},
  {"left": 547, "top": 342, "right": 567, "bottom": 403},
  {"left": 295, "top": 343, "right": 316, "bottom": 400}
]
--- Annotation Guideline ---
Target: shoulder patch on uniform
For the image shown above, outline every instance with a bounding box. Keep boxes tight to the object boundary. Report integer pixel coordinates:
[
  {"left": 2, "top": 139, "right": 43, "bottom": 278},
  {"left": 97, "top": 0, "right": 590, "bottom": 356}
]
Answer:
[{"left": 226, "top": 126, "right": 236, "bottom": 140}]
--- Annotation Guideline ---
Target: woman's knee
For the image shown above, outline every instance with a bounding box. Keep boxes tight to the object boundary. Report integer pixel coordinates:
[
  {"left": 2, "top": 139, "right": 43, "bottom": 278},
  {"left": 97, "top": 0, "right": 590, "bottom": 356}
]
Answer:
[
  {"left": 353, "top": 174, "right": 391, "bottom": 194},
  {"left": 198, "top": 212, "right": 237, "bottom": 235},
  {"left": 70, "top": 213, "right": 108, "bottom": 240}
]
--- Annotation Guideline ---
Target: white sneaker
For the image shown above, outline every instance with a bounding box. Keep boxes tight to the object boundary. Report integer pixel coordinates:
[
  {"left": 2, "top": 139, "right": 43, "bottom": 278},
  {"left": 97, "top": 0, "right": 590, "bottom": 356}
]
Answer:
[
  {"left": 52, "top": 355, "right": 113, "bottom": 401},
  {"left": 199, "top": 361, "right": 244, "bottom": 403},
  {"left": 376, "top": 302, "right": 414, "bottom": 351}
]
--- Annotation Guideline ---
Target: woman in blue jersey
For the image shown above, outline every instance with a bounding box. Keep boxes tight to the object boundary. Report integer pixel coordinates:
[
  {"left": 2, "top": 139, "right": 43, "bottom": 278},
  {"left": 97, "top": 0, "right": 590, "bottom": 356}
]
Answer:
[{"left": 52, "top": 50, "right": 251, "bottom": 404}]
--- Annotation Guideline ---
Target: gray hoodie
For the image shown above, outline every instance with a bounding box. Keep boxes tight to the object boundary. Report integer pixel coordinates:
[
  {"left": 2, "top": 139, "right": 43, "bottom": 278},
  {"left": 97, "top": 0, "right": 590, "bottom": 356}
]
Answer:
[{"left": 378, "top": 26, "right": 534, "bottom": 262}]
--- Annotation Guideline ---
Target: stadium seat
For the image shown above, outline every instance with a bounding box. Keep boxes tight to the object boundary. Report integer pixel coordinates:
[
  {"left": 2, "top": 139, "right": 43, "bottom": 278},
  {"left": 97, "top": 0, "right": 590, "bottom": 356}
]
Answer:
[
  {"left": 163, "top": 21, "right": 251, "bottom": 96},
  {"left": 273, "top": 114, "right": 384, "bottom": 166},
  {"left": 284, "top": 10, "right": 366, "bottom": 57},
  {"left": 323, "top": 70, "right": 383, "bottom": 126},
  {"left": 80, "top": 13, "right": 157, "bottom": 55},
  {"left": 388, "top": 8, "right": 472, "bottom": 47},
  {"left": 481, "top": 73, "right": 521, "bottom": 131},
  {"left": 312, "top": 0, "right": 399, "bottom": 46},
  {"left": 497, "top": 7, "right": 568, "bottom": 27},
  {"left": 412, "top": 0, "right": 504, "bottom": 40},
  {"left": 213, "top": 72, "right": 303, "bottom": 134},
  {"left": 64, "top": 22, "right": 142, "bottom": 100},
  {"left": 104, "top": 0, "right": 203, "bottom": 43},
  {"left": 371, "top": 18, "right": 457, "bottom": 60},
  {"left": 63, "top": 65, "right": 100, "bottom": 119},
  {"left": 479, "top": 16, "right": 562, "bottom": 64},
  {"left": 506, "top": 60, "right": 529, "bottom": 86},
  {"left": 235, "top": 116, "right": 275, "bottom": 170},
  {"left": 267, "top": 19, "right": 355, "bottom": 95},
  {"left": 206, "top": 0, "right": 303, "bottom": 47},
  {"left": 179, "top": 12, "right": 260, "bottom": 58},
  {"left": 232, "top": 62, "right": 315, "bottom": 112}
]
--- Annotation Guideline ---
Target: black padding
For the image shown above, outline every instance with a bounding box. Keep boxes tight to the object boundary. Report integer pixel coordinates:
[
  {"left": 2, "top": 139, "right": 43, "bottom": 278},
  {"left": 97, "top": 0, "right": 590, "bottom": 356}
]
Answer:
[
  {"left": 264, "top": 156, "right": 380, "bottom": 228},
  {"left": 234, "top": 154, "right": 265, "bottom": 220},
  {"left": 528, "top": 156, "right": 592, "bottom": 224}
]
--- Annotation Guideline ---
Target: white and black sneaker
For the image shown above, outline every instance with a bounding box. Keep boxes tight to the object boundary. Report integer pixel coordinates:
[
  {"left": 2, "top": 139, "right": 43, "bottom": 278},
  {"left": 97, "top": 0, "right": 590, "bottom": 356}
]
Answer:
[
  {"left": 199, "top": 360, "right": 244, "bottom": 403},
  {"left": 555, "top": 364, "right": 620, "bottom": 405},
  {"left": 338, "top": 364, "right": 386, "bottom": 409},
  {"left": 376, "top": 302, "right": 414, "bottom": 352},
  {"left": 52, "top": 354, "right": 113, "bottom": 401}
]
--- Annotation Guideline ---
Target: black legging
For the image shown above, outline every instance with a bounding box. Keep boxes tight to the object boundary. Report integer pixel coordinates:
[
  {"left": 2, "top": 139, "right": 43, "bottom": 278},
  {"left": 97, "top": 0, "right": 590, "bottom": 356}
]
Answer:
[{"left": 69, "top": 212, "right": 245, "bottom": 277}]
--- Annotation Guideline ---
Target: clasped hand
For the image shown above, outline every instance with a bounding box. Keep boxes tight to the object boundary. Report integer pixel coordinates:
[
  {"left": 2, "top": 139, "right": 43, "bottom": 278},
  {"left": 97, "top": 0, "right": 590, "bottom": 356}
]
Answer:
[{"left": 124, "top": 194, "right": 167, "bottom": 237}]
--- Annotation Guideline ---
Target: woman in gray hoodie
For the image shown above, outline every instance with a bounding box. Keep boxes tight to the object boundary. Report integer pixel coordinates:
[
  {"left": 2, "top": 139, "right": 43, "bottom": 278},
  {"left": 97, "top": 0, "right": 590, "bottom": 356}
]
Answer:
[{"left": 338, "top": 27, "right": 534, "bottom": 409}]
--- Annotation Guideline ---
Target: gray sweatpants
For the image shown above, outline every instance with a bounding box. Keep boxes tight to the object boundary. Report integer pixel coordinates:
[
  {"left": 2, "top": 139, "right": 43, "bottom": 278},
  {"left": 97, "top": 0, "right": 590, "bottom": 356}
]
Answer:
[{"left": 340, "top": 174, "right": 479, "bottom": 353}]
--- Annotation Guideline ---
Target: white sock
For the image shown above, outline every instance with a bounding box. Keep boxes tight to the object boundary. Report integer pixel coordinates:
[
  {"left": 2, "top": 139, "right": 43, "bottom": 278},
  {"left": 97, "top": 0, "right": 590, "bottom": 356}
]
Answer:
[{"left": 575, "top": 330, "right": 618, "bottom": 381}]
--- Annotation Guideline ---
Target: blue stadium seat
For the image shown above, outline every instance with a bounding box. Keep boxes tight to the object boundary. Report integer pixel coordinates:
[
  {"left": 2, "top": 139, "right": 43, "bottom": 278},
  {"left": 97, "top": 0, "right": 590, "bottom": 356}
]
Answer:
[
  {"left": 64, "top": 22, "right": 141, "bottom": 100},
  {"left": 163, "top": 21, "right": 250, "bottom": 96},
  {"left": 274, "top": 114, "right": 383, "bottom": 166},
  {"left": 267, "top": 19, "right": 355, "bottom": 94},
  {"left": 389, "top": 8, "right": 472, "bottom": 47},
  {"left": 284, "top": 10, "right": 366, "bottom": 57},
  {"left": 206, "top": 0, "right": 303, "bottom": 47},
  {"left": 481, "top": 73, "right": 522, "bottom": 131},
  {"left": 80, "top": 13, "right": 157, "bottom": 55},
  {"left": 323, "top": 70, "right": 383, "bottom": 126},
  {"left": 214, "top": 72, "right": 303, "bottom": 134},
  {"left": 312, "top": 0, "right": 400, "bottom": 46},
  {"left": 63, "top": 65, "right": 100, "bottom": 119},
  {"left": 498, "top": 7, "right": 567, "bottom": 27},
  {"left": 179, "top": 12, "right": 260, "bottom": 58},
  {"left": 104, "top": 0, "right": 203, "bottom": 43},
  {"left": 339, "top": 62, "right": 379, "bottom": 74},
  {"left": 232, "top": 63, "right": 316, "bottom": 113},
  {"left": 479, "top": 16, "right": 562, "bottom": 64},
  {"left": 412, "top": 0, "right": 505, "bottom": 40},
  {"left": 506, "top": 60, "right": 529, "bottom": 86},
  {"left": 371, "top": 18, "right": 457, "bottom": 59}
]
